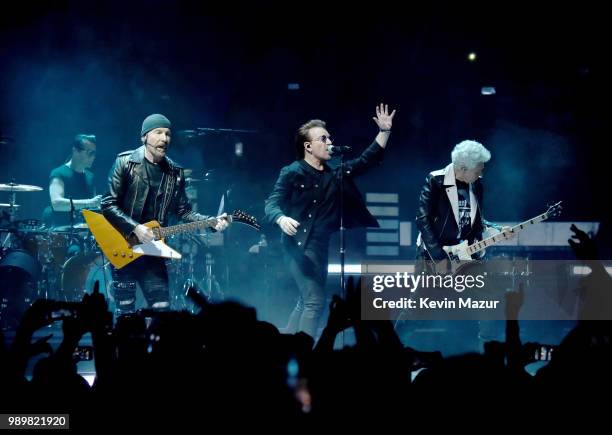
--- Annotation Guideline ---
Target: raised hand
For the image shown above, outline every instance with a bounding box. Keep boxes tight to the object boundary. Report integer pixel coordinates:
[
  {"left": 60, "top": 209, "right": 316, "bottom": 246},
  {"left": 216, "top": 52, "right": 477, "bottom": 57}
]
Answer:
[
  {"left": 569, "top": 223, "right": 598, "bottom": 261},
  {"left": 81, "top": 281, "right": 112, "bottom": 333},
  {"left": 16, "top": 299, "right": 56, "bottom": 336},
  {"left": 373, "top": 103, "right": 396, "bottom": 131},
  {"left": 505, "top": 283, "right": 525, "bottom": 320},
  {"left": 327, "top": 295, "right": 352, "bottom": 333},
  {"left": 27, "top": 334, "right": 53, "bottom": 358}
]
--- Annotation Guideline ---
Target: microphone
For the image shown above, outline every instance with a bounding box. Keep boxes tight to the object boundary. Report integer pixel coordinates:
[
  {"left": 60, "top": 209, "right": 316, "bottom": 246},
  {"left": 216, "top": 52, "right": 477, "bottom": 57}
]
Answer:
[{"left": 327, "top": 144, "right": 351, "bottom": 154}]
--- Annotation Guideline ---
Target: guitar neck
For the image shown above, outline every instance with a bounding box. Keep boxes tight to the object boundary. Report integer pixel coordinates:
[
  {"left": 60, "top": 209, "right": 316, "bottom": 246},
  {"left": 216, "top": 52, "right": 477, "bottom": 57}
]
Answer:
[
  {"left": 467, "top": 212, "right": 549, "bottom": 256},
  {"left": 157, "top": 218, "right": 217, "bottom": 238}
]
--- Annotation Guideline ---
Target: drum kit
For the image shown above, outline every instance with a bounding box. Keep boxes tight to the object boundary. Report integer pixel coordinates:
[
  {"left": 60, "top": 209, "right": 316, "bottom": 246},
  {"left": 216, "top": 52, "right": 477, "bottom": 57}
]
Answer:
[{"left": 0, "top": 182, "right": 111, "bottom": 330}]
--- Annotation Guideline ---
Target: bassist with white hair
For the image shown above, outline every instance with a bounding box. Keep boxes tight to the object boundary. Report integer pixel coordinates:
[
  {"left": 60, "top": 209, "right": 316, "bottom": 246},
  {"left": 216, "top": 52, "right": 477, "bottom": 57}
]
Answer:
[{"left": 415, "top": 140, "right": 514, "bottom": 270}]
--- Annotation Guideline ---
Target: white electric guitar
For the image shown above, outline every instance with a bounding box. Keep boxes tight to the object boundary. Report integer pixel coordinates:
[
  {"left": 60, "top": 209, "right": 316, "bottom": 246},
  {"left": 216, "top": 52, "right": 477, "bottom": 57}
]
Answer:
[{"left": 426, "top": 201, "right": 562, "bottom": 274}]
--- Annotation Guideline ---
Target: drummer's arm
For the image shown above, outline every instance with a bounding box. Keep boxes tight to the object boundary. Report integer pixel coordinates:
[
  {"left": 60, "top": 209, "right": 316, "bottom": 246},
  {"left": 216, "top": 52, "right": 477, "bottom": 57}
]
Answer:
[{"left": 50, "top": 178, "right": 100, "bottom": 211}]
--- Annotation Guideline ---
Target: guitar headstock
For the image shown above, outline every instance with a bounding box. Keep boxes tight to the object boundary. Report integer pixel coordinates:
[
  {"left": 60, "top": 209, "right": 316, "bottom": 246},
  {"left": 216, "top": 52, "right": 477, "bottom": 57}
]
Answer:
[
  {"left": 231, "top": 210, "right": 261, "bottom": 230},
  {"left": 544, "top": 201, "right": 563, "bottom": 219}
]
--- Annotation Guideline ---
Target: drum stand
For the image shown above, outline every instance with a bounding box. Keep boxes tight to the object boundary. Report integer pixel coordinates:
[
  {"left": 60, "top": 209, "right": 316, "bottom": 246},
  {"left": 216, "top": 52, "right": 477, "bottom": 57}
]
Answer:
[
  {"left": 176, "top": 234, "right": 199, "bottom": 311},
  {"left": 177, "top": 232, "right": 223, "bottom": 309},
  {"left": 38, "top": 252, "right": 59, "bottom": 301},
  {"left": 203, "top": 250, "right": 223, "bottom": 302}
]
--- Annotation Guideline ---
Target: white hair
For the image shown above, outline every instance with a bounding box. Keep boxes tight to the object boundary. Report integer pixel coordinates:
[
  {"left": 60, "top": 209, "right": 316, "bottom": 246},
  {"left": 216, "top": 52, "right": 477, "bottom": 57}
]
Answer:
[{"left": 451, "top": 140, "right": 491, "bottom": 170}]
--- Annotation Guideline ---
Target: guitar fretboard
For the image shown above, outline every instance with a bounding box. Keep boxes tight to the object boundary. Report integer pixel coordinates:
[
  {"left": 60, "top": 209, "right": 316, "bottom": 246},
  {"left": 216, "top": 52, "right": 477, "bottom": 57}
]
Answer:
[
  {"left": 156, "top": 218, "right": 217, "bottom": 238},
  {"left": 467, "top": 212, "right": 549, "bottom": 255}
]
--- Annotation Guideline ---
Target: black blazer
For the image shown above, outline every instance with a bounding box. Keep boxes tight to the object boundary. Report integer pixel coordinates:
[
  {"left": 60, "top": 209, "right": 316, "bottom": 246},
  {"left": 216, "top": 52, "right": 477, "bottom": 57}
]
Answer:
[{"left": 264, "top": 141, "right": 384, "bottom": 252}]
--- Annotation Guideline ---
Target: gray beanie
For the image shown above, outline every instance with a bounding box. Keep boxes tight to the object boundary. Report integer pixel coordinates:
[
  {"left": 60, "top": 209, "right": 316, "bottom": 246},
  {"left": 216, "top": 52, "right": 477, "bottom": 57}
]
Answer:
[{"left": 141, "top": 114, "right": 171, "bottom": 136}]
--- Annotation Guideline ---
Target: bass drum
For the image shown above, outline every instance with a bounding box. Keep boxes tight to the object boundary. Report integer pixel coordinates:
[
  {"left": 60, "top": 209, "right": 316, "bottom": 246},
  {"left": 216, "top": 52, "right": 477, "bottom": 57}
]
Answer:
[
  {"left": 0, "top": 249, "right": 41, "bottom": 330},
  {"left": 0, "top": 248, "right": 41, "bottom": 282},
  {"left": 60, "top": 253, "right": 114, "bottom": 306}
]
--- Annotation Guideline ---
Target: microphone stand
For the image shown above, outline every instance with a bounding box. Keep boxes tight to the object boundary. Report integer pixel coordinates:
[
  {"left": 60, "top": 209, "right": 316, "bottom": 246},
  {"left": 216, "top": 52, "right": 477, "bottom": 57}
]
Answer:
[
  {"left": 337, "top": 150, "right": 347, "bottom": 347},
  {"left": 339, "top": 153, "right": 346, "bottom": 301},
  {"left": 332, "top": 144, "right": 353, "bottom": 346},
  {"left": 330, "top": 146, "right": 351, "bottom": 302}
]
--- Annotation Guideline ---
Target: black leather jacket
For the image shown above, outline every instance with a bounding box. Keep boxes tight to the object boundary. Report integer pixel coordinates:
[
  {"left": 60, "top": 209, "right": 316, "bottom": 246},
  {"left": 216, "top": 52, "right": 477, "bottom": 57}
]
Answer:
[
  {"left": 264, "top": 141, "right": 383, "bottom": 252},
  {"left": 101, "top": 146, "right": 207, "bottom": 238},
  {"left": 415, "top": 164, "right": 500, "bottom": 261}
]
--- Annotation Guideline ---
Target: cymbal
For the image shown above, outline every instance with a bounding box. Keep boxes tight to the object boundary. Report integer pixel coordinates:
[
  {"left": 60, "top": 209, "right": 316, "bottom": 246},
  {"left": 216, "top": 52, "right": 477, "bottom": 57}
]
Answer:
[
  {"left": 0, "top": 203, "right": 20, "bottom": 208},
  {"left": 185, "top": 178, "right": 201, "bottom": 183},
  {"left": 0, "top": 135, "right": 15, "bottom": 146},
  {"left": 53, "top": 223, "right": 89, "bottom": 231},
  {"left": 184, "top": 169, "right": 193, "bottom": 177},
  {"left": 0, "top": 183, "right": 43, "bottom": 192}
]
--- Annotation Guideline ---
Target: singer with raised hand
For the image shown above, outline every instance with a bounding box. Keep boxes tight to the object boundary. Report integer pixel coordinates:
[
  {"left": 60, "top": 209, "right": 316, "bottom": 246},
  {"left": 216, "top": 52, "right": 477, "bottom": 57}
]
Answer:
[{"left": 264, "top": 103, "right": 396, "bottom": 338}]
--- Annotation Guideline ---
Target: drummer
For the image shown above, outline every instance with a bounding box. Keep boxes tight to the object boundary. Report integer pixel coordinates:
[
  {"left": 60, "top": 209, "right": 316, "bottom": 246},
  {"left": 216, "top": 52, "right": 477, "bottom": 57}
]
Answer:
[{"left": 42, "top": 134, "right": 102, "bottom": 230}]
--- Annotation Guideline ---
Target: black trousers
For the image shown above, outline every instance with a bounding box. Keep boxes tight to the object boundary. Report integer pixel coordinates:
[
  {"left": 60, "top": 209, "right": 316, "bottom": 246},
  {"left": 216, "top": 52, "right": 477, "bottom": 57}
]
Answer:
[
  {"left": 285, "top": 237, "right": 328, "bottom": 338},
  {"left": 111, "top": 256, "right": 169, "bottom": 315}
]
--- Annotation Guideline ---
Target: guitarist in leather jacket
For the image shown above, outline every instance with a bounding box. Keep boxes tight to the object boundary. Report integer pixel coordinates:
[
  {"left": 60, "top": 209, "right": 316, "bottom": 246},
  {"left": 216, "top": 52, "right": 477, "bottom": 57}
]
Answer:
[
  {"left": 101, "top": 114, "right": 230, "bottom": 315},
  {"left": 415, "top": 139, "right": 513, "bottom": 264},
  {"left": 403, "top": 140, "right": 515, "bottom": 345}
]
